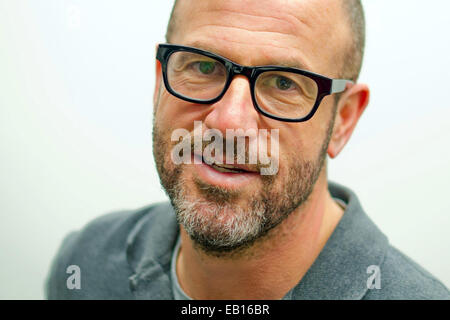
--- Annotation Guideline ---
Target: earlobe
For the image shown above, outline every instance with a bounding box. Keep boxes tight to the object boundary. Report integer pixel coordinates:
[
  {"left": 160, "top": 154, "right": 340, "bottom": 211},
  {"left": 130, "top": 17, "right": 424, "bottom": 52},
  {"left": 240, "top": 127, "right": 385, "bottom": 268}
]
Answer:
[{"left": 327, "top": 83, "right": 370, "bottom": 158}]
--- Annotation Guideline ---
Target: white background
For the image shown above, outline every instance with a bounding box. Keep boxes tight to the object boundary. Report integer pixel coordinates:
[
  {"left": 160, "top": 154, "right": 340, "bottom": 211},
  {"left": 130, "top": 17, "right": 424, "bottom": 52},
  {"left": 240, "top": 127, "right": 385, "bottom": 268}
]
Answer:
[{"left": 0, "top": 0, "right": 449, "bottom": 299}]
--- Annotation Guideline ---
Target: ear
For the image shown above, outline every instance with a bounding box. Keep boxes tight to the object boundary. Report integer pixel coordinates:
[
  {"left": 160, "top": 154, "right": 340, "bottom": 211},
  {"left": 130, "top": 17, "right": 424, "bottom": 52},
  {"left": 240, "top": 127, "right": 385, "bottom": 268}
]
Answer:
[
  {"left": 153, "top": 44, "right": 163, "bottom": 109},
  {"left": 327, "top": 83, "right": 370, "bottom": 158}
]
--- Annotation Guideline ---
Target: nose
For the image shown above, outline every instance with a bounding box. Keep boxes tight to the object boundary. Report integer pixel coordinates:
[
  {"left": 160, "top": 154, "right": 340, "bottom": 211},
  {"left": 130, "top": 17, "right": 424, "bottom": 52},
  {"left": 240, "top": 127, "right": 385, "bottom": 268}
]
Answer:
[{"left": 203, "top": 75, "right": 260, "bottom": 134}]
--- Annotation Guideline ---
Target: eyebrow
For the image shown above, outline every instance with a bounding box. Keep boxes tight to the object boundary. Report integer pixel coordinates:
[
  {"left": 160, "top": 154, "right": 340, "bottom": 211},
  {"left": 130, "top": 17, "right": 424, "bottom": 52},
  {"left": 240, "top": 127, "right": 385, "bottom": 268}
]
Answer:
[
  {"left": 183, "top": 41, "right": 312, "bottom": 71},
  {"left": 272, "top": 61, "right": 310, "bottom": 71}
]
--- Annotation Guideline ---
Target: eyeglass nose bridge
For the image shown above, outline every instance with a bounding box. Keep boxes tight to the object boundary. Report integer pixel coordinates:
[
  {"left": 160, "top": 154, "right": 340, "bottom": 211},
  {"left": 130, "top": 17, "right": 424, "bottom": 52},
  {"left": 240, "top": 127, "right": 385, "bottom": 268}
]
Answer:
[{"left": 230, "top": 64, "right": 253, "bottom": 80}]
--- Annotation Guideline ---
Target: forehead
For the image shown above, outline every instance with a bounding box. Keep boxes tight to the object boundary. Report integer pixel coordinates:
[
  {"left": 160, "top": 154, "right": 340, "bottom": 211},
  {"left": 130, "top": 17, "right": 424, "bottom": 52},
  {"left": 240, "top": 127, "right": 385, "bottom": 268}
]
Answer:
[{"left": 170, "top": 0, "right": 349, "bottom": 76}]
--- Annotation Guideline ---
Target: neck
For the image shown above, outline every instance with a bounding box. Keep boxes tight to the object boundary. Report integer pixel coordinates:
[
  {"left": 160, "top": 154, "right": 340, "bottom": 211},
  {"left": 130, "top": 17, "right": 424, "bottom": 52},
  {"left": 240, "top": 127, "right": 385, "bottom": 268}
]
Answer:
[{"left": 176, "top": 170, "right": 344, "bottom": 300}]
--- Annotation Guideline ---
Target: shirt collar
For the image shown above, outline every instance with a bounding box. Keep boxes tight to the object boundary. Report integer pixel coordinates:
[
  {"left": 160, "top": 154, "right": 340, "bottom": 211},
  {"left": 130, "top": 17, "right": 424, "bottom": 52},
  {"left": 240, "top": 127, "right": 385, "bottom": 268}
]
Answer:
[
  {"left": 126, "top": 181, "right": 389, "bottom": 300},
  {"left": 290, "top": 181, "right": 389, "bottom": 299},
  {"left": 126, "top": 201, "right": 179, "bottom": 299}
]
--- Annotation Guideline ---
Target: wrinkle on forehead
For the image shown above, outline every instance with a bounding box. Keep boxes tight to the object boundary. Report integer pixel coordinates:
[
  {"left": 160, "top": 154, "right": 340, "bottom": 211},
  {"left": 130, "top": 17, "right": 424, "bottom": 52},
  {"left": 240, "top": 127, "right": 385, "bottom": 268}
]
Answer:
[
  {"left": 178, "top": 0, "right": 315, "bottom": 38},
  {"left": 195, "top": 23, "right": 296, "bottom": 41},
  {"left": 203, "top": 7, "right": 303, "bottom": 36},
  {"left": 172, "top": 0, "right": 349, "bottom": 77},
  {"left": 177, "top": 0, "right": 342, "bottom": 35}
]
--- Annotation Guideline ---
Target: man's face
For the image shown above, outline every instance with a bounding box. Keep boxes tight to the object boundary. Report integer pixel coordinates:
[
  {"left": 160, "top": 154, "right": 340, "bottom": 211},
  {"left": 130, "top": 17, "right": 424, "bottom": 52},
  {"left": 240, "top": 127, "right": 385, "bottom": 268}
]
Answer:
[{"left": 153, "top": 0, "right": 349, "bottom": 254}]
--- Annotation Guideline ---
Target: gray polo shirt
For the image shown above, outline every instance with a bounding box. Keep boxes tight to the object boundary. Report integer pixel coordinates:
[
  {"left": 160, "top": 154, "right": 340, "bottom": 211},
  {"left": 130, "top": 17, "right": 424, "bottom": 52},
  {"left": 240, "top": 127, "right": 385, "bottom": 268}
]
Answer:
[{"left": 45, "top": 181, "right": 450, "bottom": 299}]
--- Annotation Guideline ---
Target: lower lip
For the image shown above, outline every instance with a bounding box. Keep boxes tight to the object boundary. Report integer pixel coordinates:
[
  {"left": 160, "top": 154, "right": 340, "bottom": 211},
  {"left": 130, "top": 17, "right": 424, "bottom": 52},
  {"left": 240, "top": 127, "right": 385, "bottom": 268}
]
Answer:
[{"left": 192, "top": 154, "right": 259, "bottom": 189}]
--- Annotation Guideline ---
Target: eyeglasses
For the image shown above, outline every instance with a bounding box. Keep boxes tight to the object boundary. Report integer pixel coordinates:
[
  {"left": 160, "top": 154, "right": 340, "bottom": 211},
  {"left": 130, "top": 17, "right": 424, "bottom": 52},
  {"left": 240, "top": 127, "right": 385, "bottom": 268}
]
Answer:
[{"left": 156, "top": 44, "right": 353, "bottom": 122}]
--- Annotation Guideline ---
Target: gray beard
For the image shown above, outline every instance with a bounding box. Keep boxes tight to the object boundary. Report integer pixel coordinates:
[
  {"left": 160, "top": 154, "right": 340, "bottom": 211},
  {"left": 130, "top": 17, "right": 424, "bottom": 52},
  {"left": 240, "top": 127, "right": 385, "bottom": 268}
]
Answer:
[{"left": 152, "top": 119, "right": 333, "bottom": 257}]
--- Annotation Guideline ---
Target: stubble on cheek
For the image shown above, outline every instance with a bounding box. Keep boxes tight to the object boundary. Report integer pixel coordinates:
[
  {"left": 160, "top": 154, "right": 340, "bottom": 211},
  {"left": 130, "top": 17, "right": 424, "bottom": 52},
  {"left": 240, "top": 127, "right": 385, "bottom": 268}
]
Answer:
[{"left": 152, "top": 120, "right": 182, "bottom": 200}]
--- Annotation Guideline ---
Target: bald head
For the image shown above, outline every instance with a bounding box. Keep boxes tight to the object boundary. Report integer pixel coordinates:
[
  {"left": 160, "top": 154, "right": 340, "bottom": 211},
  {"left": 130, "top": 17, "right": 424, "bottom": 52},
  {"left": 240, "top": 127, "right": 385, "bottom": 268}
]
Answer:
[
  {"left": 341, "top": 0, "right": 365, "bottom": 81},
  {"left": 165, "top": 0, "right": 365, "bottom": 82}
]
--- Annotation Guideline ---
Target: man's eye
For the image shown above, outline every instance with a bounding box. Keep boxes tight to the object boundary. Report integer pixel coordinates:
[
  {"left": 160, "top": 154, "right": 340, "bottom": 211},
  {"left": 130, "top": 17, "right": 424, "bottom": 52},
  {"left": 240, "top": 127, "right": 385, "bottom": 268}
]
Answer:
[
  {"left": 196, "top": 61, "right": 216, "bottom": 74},
  {"left": 275, "top": 76, "right": 294, "bottom": 90}
]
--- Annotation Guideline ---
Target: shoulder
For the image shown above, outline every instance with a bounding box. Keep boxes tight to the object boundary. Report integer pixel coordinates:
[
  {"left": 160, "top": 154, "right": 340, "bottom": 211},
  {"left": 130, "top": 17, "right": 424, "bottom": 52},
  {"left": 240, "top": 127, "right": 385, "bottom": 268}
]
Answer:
[
  {"left": 363, "top": 245, "right": 450, "bottom": 300},
  {"left": 45, "top": 202, "right": 176, "bottom": 299}
]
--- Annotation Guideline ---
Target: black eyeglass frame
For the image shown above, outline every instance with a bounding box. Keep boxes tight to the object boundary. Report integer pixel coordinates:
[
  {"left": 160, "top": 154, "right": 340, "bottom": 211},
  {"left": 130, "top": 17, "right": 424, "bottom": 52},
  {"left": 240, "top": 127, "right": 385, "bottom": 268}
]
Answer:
[{"left": 156, "top": 43, "right": 353, "bottom": 123}]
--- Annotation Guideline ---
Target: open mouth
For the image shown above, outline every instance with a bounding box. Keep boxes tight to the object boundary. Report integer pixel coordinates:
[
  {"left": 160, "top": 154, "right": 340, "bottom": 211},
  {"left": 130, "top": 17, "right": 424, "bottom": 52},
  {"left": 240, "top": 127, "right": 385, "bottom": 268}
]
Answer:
[
  {"left": 209, "top": 163, "right": 250, "bottom": 174},
  {"left": 199, "top": 154, "right": 259, "bottom": 175}
]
